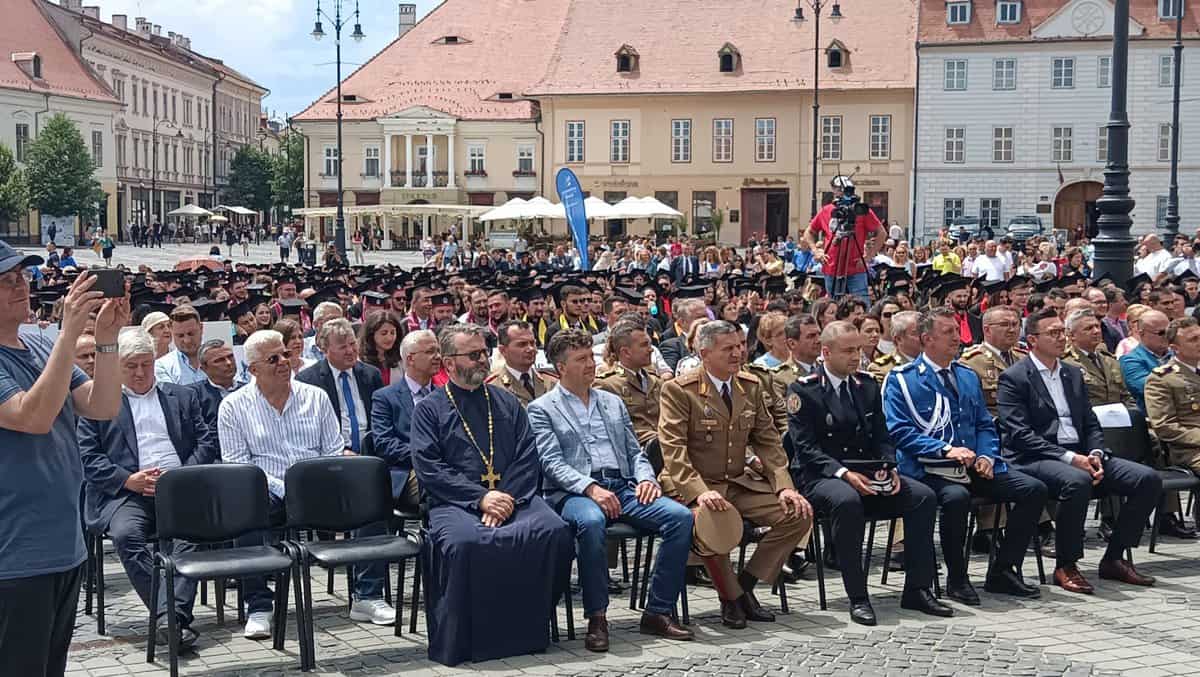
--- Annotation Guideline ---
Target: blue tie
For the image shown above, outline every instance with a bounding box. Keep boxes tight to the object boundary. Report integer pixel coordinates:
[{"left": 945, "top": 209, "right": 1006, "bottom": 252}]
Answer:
[{"left": 339, "top": 372, "right": 360, "bottom": 452}]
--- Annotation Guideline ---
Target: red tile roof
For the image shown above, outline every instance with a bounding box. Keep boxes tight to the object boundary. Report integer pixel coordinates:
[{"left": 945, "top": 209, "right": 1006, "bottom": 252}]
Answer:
[
  {"left": 0, "top": 0, "right": 118, "bottom": 104},
  {"left": 529, "top": 0, "right": 917, "bottom": 96},
  {"left": 293, "top": 0, "right": 573, "bottom": 122},
  {"left": 918, "top": 0, "right": 1200, "bottom": 45}
]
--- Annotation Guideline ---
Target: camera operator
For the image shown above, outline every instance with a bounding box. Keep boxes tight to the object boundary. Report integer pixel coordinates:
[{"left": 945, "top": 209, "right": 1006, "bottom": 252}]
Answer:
[{"left": 803, "top": 176, "right": 885, "bottom": 303}]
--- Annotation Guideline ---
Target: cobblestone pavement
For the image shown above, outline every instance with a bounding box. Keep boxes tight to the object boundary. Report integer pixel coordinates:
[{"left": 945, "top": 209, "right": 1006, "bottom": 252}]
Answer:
[
  {"left": 66, "top": 517, "right": 1200, "bottom": 677},
  {"left": 18, "top": 242, "right": 428, "bottom": 271}
]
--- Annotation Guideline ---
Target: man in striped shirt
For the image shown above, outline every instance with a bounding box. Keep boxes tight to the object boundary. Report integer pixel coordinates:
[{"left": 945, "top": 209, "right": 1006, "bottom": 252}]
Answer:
[{"left": 218, "top": 329, "right": 344, "bottom": 640}]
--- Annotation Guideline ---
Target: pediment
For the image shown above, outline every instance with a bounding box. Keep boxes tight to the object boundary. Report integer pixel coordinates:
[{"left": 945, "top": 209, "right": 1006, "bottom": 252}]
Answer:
[
  {"left": 1031, "top": 0, "right": 1145, "bottom": 40},
  {"left": 378, "top": 106, "right": 455, "bottom": 121}
]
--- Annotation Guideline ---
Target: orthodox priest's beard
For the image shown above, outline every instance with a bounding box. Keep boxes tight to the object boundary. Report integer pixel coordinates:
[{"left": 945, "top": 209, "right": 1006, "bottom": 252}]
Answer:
[{"left": 455, "top": 362, "right": 489, "bottom": 389}]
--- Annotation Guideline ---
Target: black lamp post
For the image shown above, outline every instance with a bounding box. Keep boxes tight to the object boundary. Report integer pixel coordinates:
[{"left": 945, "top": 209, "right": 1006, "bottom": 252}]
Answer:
[
  {"left": 152, "top": 119, "right": 183, "bottom": 226},
  {"left": 793, "top": 1, "right": 843, "bottom": 219},
  {"left": 311, "top": 0, "right": 364, "bottom": 255},
  {"left": 1163, "top": 1, "right": 1185, "bottom": 249},
  {"left": 1093, "top": 0, "right": 1137, "bottom": 284}
]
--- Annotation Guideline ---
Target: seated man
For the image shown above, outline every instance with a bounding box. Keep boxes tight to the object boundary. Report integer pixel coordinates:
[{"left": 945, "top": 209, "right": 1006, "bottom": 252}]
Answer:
[
  {"left": 883, "top": 307, "right": 1048, "bottom": 605},
  {"left": 789, "top": 321, "right": 949, "bottom": 625},
  {"left": 658, "top": 320, "right": 812, "bottom": 629},
  {"left": 1147, "top": 317, "right": 1200, "bottom": 481},
  {"left": 409, "top": 323, "right": 573, "bottom": 666},
  {"left": 1119, "top": 309, "right": 1170, "bottom": 413},
  {"left": 1000, "top": 309, "right": 1161, "bottom": 593},
  {"left": 486, "top": 320, "right": 557, "bottom": 408},
  {"left": 595, "top": 319, "right": 663, "bottom": 450},
  {"left": 190, "top": 340, "right": 240, "bottom": 458},
  {"left": 531, "top": 329, "right": 693, "bottom": 652},
  {"left": 79, "top": 330, "right": 217, "bottom": 650},
  {"left": 370, "top": 329, "right": 441, "bottom": 509},
  {"left": 218, "top": 329, "right": 346, "bottom": 640}
]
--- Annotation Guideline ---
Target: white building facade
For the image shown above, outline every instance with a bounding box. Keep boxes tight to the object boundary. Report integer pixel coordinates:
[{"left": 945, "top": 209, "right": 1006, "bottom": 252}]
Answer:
[{"left": 913, "top": 0, "right": 1200, "bottom": 242}]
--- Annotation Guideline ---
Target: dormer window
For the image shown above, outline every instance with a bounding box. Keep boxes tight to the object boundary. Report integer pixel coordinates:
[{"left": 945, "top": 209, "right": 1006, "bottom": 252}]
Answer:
[
  {"left": 497, "top": 92, "right": 513, "bottom": 100},
  {"left": 947, "top": 1, "right": 971, "bottom": 25},
  {"left": 434, "top": 35, "right": 469, "bottom": 45},
  {"left": 10, "top": 52, "right": 42, "bottom": 80},
  {"left": 718, "top": 43, "right": 741, "bottom": 73},
  {"left": 826, "top": 41, "right": 848, "bottom": 69},
  {"left": 1159, "top": 0, "right": 1183, "bottom": 20},
  {"left": 997, "top": 0, "right": 1021, "bottom": 24},
  {"left": 615, "top": 45, "right": 639, "bottom": 74}
]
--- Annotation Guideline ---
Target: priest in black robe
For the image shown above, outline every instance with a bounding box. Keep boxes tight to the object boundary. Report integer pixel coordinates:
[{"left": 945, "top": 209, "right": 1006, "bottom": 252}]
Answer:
[{"left": 410, "top": 323, "right": 574, "bottom": 666}]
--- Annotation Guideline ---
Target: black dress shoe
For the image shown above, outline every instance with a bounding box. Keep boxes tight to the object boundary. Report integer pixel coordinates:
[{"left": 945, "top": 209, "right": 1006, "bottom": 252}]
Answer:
[
  {"left": 720, "top": 599, "right": 747, "bottom": 629},
  {"left": 887, "top": 548, "right": 906, "bottom": 572},
  {"left": 155, "top": 617, "right": 199, "bottom": 651},
  {"left": 945, "top": 579, "right": 981, "bottom": 606},
  {"left": 781, "top": 552, "right": 809, "bottom": 583},
  {"left": 739, "top": 591, "right": 775, "bottom": 622},
  {"left": 1162, "top": 514, "right": 1199, "bottom": 539},
  {"left": 1038, "top": 527, "right": 1057, "bottom": 559},
  {"left": 901, "top": 589, "right": 955, "bottom": 618},
  {"left": 685, "top": 565, "right": 713, "bottom": 587},
  {"left": 849, "top": 599, "right": 876, "bottom": 626},
  {"left": 971, "top": 529, "right": 994, "bottom": 555},
  {"left": 983, "top": 568, "right": 1041, "bottom": 598}
]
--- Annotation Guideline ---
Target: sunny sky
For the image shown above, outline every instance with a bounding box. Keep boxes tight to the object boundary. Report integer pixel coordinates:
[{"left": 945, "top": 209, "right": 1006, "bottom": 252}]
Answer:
[{"left": 90, "top": 0, "right": 442, "bottom": 120}]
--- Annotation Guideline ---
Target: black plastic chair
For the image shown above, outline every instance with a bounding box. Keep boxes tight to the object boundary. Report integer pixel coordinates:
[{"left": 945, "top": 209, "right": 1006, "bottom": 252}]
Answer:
[
  {"left": 284, "top": 456, "right": 422, "bottom": 671},
  {"left": 82, "top": 527, "right": 109, "bottom": 635},
  {"left": 149, "top": 464, "right": 304, "bottom": 677}
]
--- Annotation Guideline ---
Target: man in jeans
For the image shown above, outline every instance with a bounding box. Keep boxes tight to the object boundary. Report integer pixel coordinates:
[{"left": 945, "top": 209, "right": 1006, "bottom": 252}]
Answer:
[
  {"left": 803, "top": 176, "right": 884, "bottom": 303},
  {"left": 0, "top": 244, "right": 127, "bottom": 676},
  {"left": 531, "top": 330, "right": 694, "bottom": 652}
]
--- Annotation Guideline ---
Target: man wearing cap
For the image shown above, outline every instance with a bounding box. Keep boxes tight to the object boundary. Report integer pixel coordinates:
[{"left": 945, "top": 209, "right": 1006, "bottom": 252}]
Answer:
[
  {"left": 938, "top": 275, "right": 982, "bottom": 346},
  {"left": 532, "top": 329, "right": 693, "bottom": 651},
  {"left": 883, "top": 308, "right": 1047, "bottom": 605},
  {"left": 487, "top": 320, "right": 557, "bottom": 408},
  {"left": 803, "top": 176, "right": 883, "bottom": 303},
  {"left": 659, "top": 320, "right": 812, "bottom": 629},
  {"left": 0, "top": 246, "right": 128, "bottom": 675},
  {"left": 788, "top": 321, "right": 949, "bottom": 625},
  {"left": 79, "top": 329, "right": 217, "bottom": 650},
  {"left": 154, "top": 305, "right": 208, "bottom": 386}
]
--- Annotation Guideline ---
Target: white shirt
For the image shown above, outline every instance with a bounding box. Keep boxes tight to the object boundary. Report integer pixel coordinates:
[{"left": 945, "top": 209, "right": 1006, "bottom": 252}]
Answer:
[
  {"left": 1028, "top": 353, "right": 1096, "bottom": 463},
  {"left": 973, "top": 254, "right": 1009, "bottom": 282},
  {"left": 331, "top": 365, "right": 369, "bottom": 450},
  {"left": 218, "top": 380, "right": 345, "bottom": 497},
  {"left": 124, "top": 385, "right": 181, "bottom": 472},
  {"left": 1136, "top": 248, "right": 1172, "bottom": 277}
]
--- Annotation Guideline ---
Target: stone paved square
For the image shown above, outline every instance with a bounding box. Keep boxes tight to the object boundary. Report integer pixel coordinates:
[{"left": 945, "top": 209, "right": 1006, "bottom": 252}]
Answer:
[{"left": 67, "top": 514, "right": 1200, "bottom": 676}]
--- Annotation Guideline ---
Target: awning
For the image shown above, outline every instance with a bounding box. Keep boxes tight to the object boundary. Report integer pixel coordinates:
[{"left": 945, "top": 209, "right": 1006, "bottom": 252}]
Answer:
[{"left": 168, "top": 204, "right": 213, "bottom": 217}]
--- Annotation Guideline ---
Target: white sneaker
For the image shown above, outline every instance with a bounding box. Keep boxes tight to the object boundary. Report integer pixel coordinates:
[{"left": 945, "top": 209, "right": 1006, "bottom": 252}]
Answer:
[
  {"left": 349, "top": 599, "right": 396, "bottom": 626},
  {"left": 243, "top": 611, "right": 272, "bottom": 640}
]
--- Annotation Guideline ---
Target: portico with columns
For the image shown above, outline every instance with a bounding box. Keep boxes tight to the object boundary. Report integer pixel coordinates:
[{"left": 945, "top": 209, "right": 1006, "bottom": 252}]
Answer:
[{"left": 379, "top": 108, "right": 458, "bottom": 192}]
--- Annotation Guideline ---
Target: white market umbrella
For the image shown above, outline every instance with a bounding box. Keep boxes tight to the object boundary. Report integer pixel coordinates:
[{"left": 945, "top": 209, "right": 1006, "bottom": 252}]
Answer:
[
  {"left": 546, "top": 196, "right": 621, "bottom": 221},
  {"left": 635, "top": 196, "right": 683, "bottom": 218},
  {"left": 208, "top": 214, "right": 229, "bottom": 223},
  {"left": 522, "top": 196, "right": 562, "bottom": 219},
  {"left": 479, "top": 197, "right": 529, "bottom": 222},
  {"left": 168, "top": 204, "right": 213, "bottom": 217}
]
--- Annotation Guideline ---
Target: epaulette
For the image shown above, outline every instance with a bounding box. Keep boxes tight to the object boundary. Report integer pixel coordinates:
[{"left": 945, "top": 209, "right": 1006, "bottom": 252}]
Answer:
[
  {"left": 1152, "top": 363, "right": 1179, "bottom": 376},
  {"left": 797, "top": 372, "right": 821, "bottom": 384},
  {"left": 746, "top": 362, "right": 780, "bottom": 374},
  {"left": 1013, "top": 345, "right": 1029, "bottom": 354},
  {"left": 872, "top": 353, "right": 895, "bottom": 366},
  {"left": 596, "top": 368, "right": 621, "bottom": 379},
  {"left": 674, "top": 369, "right": 701, "bottom": 386},
  {"left": 960, "top": 345, "right": 985, "bottom": 360},
  {"left": 484, "top": 373, "right": 503, "bottom": 384},
  {"left": 538, "top": 371, "right": 560, "bottom": 382},
  {"left": 893, "top": 359, "right": 920, "bottom": 372},
  {"left": 736, "top": 370, "right": 760, "bottom": 383}
]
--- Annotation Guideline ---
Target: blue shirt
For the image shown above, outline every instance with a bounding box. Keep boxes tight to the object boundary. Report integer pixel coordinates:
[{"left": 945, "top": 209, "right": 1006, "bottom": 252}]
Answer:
[
  {"left": 558, "top": 387, "right": 621, "bottom": 471},
  {"left": 155, "top": 349, "right": 207, "bottom": 386},
  {"left": 0, "top": 335, "right": 89, "bottom": 579},
  {"left": 1119, "top": 343, "right": 1169, "bottom": 413}
]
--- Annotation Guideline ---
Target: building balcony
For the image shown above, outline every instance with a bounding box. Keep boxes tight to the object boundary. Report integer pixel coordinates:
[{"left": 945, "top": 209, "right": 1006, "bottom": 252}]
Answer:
[{"left": 389, "top": 170, "right": 452, "bottom": 188}]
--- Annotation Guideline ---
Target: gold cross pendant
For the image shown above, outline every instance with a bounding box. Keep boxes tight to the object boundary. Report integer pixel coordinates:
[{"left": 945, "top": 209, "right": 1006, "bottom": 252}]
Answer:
[{"left": 481, "top": 467, "right": 502, "bottom": 490}]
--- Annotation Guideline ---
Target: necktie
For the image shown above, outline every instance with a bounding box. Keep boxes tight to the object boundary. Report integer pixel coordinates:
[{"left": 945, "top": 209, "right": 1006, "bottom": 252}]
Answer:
[
  {"left": 838, "top": 381, "right": 855, "bottom": 415},
  {"left": 938, "top": 368, "right": 959, "bottom": 400},
  {"left": 415, "top": 384, "right": 431, "bottom": 401},
  {"left": 1089, "top": 352, "right": 1105, "bottom": 376},
  {"left": 339, "top": 372, "right": 360, "bottom": 452},
  {"left": 1002, "top": 351, "right": 1014, "bottom": 367},
  {"left": 521, "top": 372, "right": 536, "bottom": 398},
  {"left": 720, "top": 382, "right": 733, "bottom": 414}
]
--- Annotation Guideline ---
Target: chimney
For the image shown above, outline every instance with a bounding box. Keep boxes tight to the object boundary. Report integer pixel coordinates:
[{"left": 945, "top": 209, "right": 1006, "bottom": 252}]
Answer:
[
  {"left": 82, "top": 5, "right": 100, "bottom": 19},
  {"left": 181, "top": 37, "right": 191, "bottom": 51},
  {"left": 135, "top": 17, "right": 151, "bottom": 37},
  {"left": 153, "top": 24, "right": 162, "bottom": 36},
  {"left": 111, "top": 13, "right": 127, "bottom": 31},
  {"left": 62, "top": 0, "right": 83, "bottom": 12},
  {"left": 398, "top": 3, "right": 417, "bottom": 38}
]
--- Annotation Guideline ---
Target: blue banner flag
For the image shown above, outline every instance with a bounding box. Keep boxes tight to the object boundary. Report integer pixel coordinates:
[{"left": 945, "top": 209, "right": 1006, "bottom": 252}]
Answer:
[{"left": 555, "top": 168, "right": 590, "bottom": 270}]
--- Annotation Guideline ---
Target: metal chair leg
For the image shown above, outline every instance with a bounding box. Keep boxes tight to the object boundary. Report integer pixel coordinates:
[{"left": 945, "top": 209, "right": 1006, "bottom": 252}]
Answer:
[
  {"left": 639, "top": 536, "right": 655, "bottom": 610},
  {"left": 1149, "top": 496, "right": 1164, "bottom": 553},
  {"left": 291, "top": 559, "right": 312, "bottom": 672},
  {"left": 564, "top": 583, "right": 575, "bottom": 642},
  {"left": 863, "top": 520, "right": 877, "bottom": 576},
  {"left": 777, "top": 575, "right": 789, "bottom": 614},
  {"left": 619, "top": 539, "right": 630, "bottom": 582},
  {"left": 408, "top": 557, "right": 421, "bottom": 635},
  {"left": 680, "top": 583, "right": 690, "bottom": 625},
  {"left": 165, "top": 566, "right": 180, "bottom": 677},
  {"left": 95, "top": 533, "right": 106, "bottom": 636},
  {"left": 83, "top": 532, "right": 94, "bottom": 616},
  {"left": 394, "top": 560, "right": 405, "bottom": 638},
  {"left": 881, "top": 519, "right": 897, "bottom": 586},
  {"left": 812, "top": 520, "right": 827, "bottom": 611},
  {"left": 629, "top": 537, "right": 642, "bottom": 610},
  {"left": 145, "top": 557, "right": 160, "bottom": 663}
]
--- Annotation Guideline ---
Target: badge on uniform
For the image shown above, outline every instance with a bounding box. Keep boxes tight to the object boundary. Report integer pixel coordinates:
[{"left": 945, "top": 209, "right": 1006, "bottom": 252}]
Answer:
[{"left": 786, "top": 393, "right": 802, "bottom": 414}]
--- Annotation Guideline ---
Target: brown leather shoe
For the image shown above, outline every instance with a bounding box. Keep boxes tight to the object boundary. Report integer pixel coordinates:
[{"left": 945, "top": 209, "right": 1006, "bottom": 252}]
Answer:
[
  {"left": 1053, "top": 566, "right": 1095, "bottom": 594},
  {"left": 720, "top": 599, "right": 747, "bottom": 629},
  {"left": 584, "top": 614, "right": 609, "bottom": 652},
  {"left": 639, "top": 612, "right": 694, "bottom": 640},
  {"left": 1099, "top": 558, "right": 1156, "bottom": 586}
]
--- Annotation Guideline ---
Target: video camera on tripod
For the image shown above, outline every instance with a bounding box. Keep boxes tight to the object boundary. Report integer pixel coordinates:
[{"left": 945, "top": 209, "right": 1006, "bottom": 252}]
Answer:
[{"left": 829, "top": 174, "right": 870, "bottom": 240}]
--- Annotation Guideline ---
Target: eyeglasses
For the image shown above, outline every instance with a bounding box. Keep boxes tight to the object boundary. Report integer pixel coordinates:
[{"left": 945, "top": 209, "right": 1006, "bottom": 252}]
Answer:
[
  {"left": 261, "top": 350, "right": 292, "bottom": 366},
  {"left": 445, "top": 349, "right": 489, "bottom": 362},
  {"left": 985, "top": 321, "right": 1019, "bottom": 329},
  {"left": 1030, "top": 329, "right": 1066, "bottom": 338},
  {"left": 881, "top": 312, "right": 895, "bottom": 319}
]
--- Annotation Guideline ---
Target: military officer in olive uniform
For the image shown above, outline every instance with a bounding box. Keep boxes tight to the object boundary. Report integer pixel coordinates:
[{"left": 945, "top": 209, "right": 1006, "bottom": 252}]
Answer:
[
  {"left": 867, "top": 310, "right": 924, "bottom": 385},
  {"left": 595, "top": 321, "right": 662, "bottom": 449},
  {"left": 1146, "top": 319, "right": 1200, "bottom": 523},
  {"left": 658, "top": 320, "right": 812, "bottom": 630},
  {"left": 487, "top": 320, "right": 557, "bottom": 408},
  {"left": 746, "top": 361, "right": 798, "bottom": 438},
  {"left": 958, "top": 307, "right": 1027, "bottom": 416},
  {"left": 1063, "top": 309, "right": 1136, "bottom": 408}
]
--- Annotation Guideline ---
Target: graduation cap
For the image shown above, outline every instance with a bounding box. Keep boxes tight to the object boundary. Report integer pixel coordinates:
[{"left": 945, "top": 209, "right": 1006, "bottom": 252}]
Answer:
[
  {"left": 1033, "top": 278, "right": 1058, "bottom": 294},
  {"left": 1125, "top": 272, "right": 1152, "bottom": 294},
  {"left": 977, "top": 278, "right": 1007, "bottom": 297},
  {"left": 190, "top": 298, "right": 228, "bottom": 322},
  {"left": 306, "top": 284, "right": 347, "bottom": 308},
  {"left": 932, "top": 274, "right": 971, "bottom": 299},
  {"left": 671, "top": 284, "right": 709, "bottom": 301},
  {"left": 429, "top": 291, "right": 455, "bottom": 307},
  {"left": 228, "top": 298, "right": 258, "bottom": 321},
  {"left": 886, "top": 277, "right": 913, "bottom": 296},
  {"left": 362, "top": 291, "right": 390, "bottom": 306},
  {"left": 1006, "top": 274, "right": 1032, "bottom": 290},
  {"left": 1058, "top": 271, "right": 1087, "bottom": 288},
  {"left": 278, "top": 298, "right": 306, "bottom": 317},
  {"left": 1174, "top": 269, "right": 1199, "bottom": 285},
  {"left": 612, "top": 286, "right": 643, "bottom": 304},
  {"left": 763, "top": 275, "right": 788, "bottom": 296},
  {"left": 515, "top": 285, "right": 546, "bottom": 304}
]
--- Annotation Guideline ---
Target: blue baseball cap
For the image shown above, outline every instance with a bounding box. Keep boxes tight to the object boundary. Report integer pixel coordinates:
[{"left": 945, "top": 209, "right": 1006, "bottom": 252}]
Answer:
[{"left": 0, "top": 240, "right": 44, "bottom": 273}]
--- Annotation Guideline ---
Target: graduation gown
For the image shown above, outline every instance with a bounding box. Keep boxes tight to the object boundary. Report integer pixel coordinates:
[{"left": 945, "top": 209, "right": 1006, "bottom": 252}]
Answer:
[{"left": 410, "top": 382, "right": 573, "bottom": 666}]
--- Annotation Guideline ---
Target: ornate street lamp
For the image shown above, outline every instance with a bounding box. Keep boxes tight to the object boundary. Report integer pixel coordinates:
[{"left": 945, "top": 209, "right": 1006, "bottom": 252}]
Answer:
[
  {"left": 793, "top": 2, "right": 843, "bottom": 219},
  {"left": 1093, "top": 0, "right": 1137, "bottom": 284},
  {"left": 1163, "top": 1, "right": 1185, "bottom": 249}
]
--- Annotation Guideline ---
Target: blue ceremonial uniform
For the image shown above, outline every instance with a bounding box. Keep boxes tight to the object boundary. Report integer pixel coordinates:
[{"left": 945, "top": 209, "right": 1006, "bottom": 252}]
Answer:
[
  {"left": 409, "top": 382, "right": 573, "bottom": 667},
  {"left": 1118, "top": 344, "right": 1167, "bottom": 413}
]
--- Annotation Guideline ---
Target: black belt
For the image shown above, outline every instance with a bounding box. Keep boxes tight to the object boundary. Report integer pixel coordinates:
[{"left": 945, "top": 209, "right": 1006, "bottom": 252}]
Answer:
[{"left": 590, "top": 469, "right": 625, "bottom": 480}]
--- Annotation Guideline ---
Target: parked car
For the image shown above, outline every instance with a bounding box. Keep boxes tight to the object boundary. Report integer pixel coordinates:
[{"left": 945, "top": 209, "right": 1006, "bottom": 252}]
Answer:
[
  {"left": 1005, "top": 215, "right": 1045, "bottom": 245},
  {"left": 947, "top": 216, "right": 993, "bottom": 243}
]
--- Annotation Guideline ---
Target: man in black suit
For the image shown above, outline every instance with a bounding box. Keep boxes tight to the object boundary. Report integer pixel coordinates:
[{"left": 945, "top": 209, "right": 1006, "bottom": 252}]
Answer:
[
  {"left": 370, "top": 329, "right": 441, "bottom": 510},
  {"left": 190, "top": 340, "right": 240, "bottom": 457},
  {"left": 669, "top": 243, "right": 700, "bottom": 283},
  {"left": 998, "top": 308, "right": 1162, "bottom": 594},
  {"left": 788, "top": 321, "right": 948, "bottom": 626},
  {"left": 79, "top": 330, "right": 217, "bottom": 649}
]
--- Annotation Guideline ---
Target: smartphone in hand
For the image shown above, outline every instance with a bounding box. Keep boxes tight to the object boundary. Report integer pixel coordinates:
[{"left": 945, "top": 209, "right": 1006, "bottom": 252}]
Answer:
[{"left": 91, "top": 269, "right": 125, "bottom": 298}]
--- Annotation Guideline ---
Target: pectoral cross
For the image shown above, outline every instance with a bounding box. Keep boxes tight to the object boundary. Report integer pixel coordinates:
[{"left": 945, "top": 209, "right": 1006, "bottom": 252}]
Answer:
[{"left": 481, "top": 466, "right": 502, "bottom": 489}]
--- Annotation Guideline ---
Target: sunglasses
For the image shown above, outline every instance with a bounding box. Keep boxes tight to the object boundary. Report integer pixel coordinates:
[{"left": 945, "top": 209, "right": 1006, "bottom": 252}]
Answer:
[
  {"left": 446, "top": 349, "right": 489, "bottom": 362},
  {"left": 262, "top": 350, "right": 292, "bottom": 366},
  {"left": 881, "top": 312, "right": 895, "bottom": 319}
]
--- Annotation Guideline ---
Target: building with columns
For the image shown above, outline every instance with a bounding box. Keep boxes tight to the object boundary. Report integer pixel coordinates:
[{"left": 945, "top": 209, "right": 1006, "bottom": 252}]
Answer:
[
  {"left": 913, "top": 0, "right": 1200, "bottom": 242},
  {"left": 292, "top": 0, "right": 917, "bottom": 246}
]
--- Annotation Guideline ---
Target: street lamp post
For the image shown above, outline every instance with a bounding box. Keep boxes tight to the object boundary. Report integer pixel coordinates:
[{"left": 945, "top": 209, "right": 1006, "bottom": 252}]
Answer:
[
  {"left": 311, "top": 0, "right": 364, "bottom": 255},
  {"left": 1093, "top": 0, "right": 1137, "bottom": 284},
  {"left": 1164, "top": 2, "right": 1185, "bottom": 249},
  {"left": 152, "top": 119, "right": 183, "bottom": 227},
  {"left": 793, "top": 1, "right": 843, "bottom": 219}
]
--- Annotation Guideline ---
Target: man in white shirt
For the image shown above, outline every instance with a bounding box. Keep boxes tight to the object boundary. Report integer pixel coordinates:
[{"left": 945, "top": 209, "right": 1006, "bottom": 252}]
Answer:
[
  {"left": 1136, "top": 234, "right": 1173, "bottom": 279},
  {"left": 972, "top": 241, "right": 1010, "bottom": 282},
  {"left": 79, "top": 330, "right": 217, "bottom": 650}
]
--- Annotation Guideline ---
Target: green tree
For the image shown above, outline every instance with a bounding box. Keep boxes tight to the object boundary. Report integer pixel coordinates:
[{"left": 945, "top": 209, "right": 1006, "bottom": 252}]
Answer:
[
  {"left": 24, "top": 113, "right": 103, "bottom": 221},
  {"left": 0, "top": 143, "right": 28, "bottom": 227},
  {"left": 271, "top": 132, "right": 304, "bottom": 218},
  {"left": 225, "top": 145, "right": 273, "bottom": 215}
]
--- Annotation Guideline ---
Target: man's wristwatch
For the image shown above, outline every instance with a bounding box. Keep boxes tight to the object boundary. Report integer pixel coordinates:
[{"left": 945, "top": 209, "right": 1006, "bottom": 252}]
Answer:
[{"left": 95, "top": 343, "right": 118, "bottom": 354}]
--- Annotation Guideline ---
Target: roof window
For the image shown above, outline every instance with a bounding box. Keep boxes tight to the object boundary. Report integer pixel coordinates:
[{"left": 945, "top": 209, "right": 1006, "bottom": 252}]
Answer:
[
  {"left": 615, "top": 45, "right": 639, "bottom": 74},
  {"left": 718, "top": 43, "right": 741, "bottom": 73}
]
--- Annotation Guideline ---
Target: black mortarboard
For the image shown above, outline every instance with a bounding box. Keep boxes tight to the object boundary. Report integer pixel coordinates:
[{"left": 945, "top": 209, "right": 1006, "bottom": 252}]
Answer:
[
  {"left": 978, "top": 278, "right": 1007, "bottom": 296},
  {"left": 362, "top": 291, "right": 389, "bottom": 306},
  {"left": 612, "top": 287, "right": 643, "bottom": 304},
  {"left": 1175, "top": 269, "right": 1199, "bottom": 284},
  {"left": 671, "top": 284, "right": 709, "bottom": 300},
  {"left": 886, "top": 277, "right": 913, "bottom": 296},
  {"left": 1006, "top": 274, "right": 1032, "bottom": 290},
  {"left": 932, "top": 274, "right": 971, "bottom": 298},
  {"left": 1126, "top": 272, "right": 1151, "bottom": 294},
  {"left": 1058, "top": 271, "right": 1086, "bottom": 288},
  {"left": 190, "top": 298, "right": 228, "bottom": 322},
  {"left": 228, "top": 298, "right": 258, "bottom": 321},
  {"left": 306, "top": 285, "right": 346, "bottom": 308},
  {"left": 763, "top": 275, "right": 788, "bottom": 296},
  {"left": 429, "top": 291, "right": 455, "bottom": 307},
  {"left": 1034, "top": 278, "right": 1057, "bottom": 294},
  {"left": 278, "top": 298, "right": 306, "bottom": 316}
]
